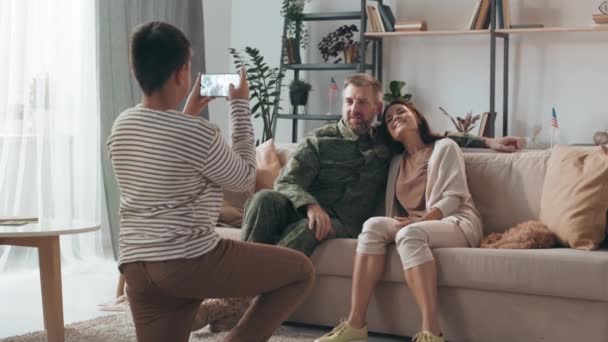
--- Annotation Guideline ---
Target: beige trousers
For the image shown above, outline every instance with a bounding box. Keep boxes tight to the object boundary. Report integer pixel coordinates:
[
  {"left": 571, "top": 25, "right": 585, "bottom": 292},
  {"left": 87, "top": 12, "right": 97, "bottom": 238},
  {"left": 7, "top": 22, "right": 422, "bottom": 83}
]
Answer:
[{"left": 356, "top": 217, "right": 469, "bottom": 270}]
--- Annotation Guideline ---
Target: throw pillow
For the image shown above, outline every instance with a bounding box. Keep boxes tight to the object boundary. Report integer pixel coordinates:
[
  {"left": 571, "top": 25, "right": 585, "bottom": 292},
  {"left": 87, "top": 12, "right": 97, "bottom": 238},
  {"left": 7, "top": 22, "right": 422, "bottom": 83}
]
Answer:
[
  {"left": 255, "top": 139, "right": 282, "bottom": 191},
  {"left": 539, "top": 145, "right": 608, "bottom": 250},
  {"left": 217, "top": 139, "right": 282, "bottom": 227}
]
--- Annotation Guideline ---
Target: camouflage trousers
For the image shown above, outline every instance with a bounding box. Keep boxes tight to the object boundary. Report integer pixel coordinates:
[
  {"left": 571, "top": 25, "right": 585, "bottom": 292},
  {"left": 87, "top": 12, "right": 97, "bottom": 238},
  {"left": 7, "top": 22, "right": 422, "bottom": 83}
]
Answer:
[{"left": 241, "top": 190, "right": 355, "bottom": 256}]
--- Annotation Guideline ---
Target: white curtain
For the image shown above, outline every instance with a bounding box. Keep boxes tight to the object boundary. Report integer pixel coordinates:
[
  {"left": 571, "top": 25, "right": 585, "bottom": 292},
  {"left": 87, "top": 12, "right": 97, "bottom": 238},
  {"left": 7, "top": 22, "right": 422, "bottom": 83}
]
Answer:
[{"left": 0, "top": 0, "right": 109, "bottom": 272}]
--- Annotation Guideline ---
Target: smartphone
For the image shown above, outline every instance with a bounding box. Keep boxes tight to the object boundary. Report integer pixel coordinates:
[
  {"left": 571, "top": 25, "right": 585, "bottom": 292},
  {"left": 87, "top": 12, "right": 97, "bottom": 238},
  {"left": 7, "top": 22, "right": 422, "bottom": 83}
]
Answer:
[{"left": 200, "top": 73, "right": 240, "bottom": 97}]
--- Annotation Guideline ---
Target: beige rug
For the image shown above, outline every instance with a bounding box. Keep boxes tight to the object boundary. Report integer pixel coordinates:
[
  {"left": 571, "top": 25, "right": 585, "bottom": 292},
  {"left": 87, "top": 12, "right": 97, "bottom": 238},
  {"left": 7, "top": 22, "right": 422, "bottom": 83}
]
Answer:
[{"left": 1, "top": 313, "right": 318, "bottom": 342}]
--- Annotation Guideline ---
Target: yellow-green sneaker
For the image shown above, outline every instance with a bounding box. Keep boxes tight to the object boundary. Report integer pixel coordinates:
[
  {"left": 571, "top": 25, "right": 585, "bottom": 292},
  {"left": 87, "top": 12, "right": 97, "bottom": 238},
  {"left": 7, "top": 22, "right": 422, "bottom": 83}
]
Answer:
[
  {"left": 412, "top": 330, "right": 445, "bottom": 342},
  {"left": 314, "top": 321, "right": 368, "bottom": 342}
]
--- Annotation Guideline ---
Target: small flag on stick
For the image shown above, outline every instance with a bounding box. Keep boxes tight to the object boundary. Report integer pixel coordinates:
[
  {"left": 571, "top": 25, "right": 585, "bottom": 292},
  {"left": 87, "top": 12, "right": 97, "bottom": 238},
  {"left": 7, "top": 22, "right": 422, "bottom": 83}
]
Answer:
[
  {"left": 550, "top": 107, "right": 559, "bottom": 148},
  {"left": 327, "top": 77, "right": 339, "bottom": 114}
]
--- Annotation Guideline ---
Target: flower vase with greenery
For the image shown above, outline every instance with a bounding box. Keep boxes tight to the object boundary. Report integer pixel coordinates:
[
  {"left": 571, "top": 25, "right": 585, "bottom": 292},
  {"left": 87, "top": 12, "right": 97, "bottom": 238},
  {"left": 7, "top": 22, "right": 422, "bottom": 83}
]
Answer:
[
  {"left": 318, "top": 24, "right": 365, "bottom": 64},
  {"left": 229, "top": 47, "right": 284, "bottom": 144},
  {"left": 281, "top": 0, "right": 311, "bottom": 64}
]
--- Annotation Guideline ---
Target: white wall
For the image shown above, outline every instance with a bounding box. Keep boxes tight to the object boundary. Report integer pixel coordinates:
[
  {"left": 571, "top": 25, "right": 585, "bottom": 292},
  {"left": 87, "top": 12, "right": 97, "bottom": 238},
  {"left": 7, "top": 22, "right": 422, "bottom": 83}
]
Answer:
[
  {"left": 204, "top": 0, "right": 295, "bottom": 142},
  {"left": 209, "top": 0, "right": 608, "bottom": 144},
  {"left": 203, "top": 0, "right": 232, "bottom": 136}
]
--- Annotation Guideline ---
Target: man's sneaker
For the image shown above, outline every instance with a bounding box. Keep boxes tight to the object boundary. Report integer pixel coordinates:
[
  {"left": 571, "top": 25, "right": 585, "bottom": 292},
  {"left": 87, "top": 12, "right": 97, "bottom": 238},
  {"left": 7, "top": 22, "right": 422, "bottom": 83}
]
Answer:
[
  {"left": 412, "top": 330, "right": 445, "bottom": 342},
  {"left": 314, "top": 321, "right": 368, "bottom": 342}
]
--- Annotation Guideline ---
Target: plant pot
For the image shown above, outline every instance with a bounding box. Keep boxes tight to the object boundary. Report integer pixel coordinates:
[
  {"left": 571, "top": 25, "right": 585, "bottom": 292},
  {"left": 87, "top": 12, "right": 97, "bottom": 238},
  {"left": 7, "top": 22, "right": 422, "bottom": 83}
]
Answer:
[
  {"left": 290, "top": 90, "right": 309, "bottom": 106},
  {"left": 594, "top": 131, "right": 608, "bottom": 145},
  {"left": 284, "top": 38, "right": 301, "bottom": 64},
  {"left": 343, "top": 45, "right": 358, "bottom": 64}
]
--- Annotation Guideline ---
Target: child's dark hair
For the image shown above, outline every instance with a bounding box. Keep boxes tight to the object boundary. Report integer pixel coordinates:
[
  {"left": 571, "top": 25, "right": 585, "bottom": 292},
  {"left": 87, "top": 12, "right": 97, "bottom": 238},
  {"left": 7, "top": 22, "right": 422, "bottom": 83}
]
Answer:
[
  {"left": 378, "top": 100, "right": 443, "bottom": 154},
  {"left": 129, "top": 21, "right": 191, "bottom": 95}
]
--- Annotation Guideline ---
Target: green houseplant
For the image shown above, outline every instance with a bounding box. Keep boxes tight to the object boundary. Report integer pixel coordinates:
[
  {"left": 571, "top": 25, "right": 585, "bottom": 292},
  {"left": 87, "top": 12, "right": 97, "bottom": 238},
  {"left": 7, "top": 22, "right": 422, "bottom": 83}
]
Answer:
[
  {"left": 229, "top": 47, "right": 284, "bottom": 143},
  {"left": 383, "top": 80, "right": 413, "bottom": 103},
  {"left": 317, "top": 24, "right": 364, "bottom": 64},
  {"left": 281, "top": 0, "right": 311, "bottom": 47},
  {"left": 281, "top": 0, "right": 311, "bottom": 64},
  {"left": 288, "top": 79, "right": 312, "bottom": 106}
]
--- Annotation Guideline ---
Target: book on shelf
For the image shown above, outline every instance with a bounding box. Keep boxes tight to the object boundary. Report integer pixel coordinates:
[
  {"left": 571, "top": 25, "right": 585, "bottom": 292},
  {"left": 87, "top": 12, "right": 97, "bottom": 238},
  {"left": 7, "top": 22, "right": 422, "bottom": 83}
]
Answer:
[
  {"left": 366, "top": 3, "right": 383, "bottom": 32},
  {"left": 475, "top": 0, "right": 491, "bottom": 30},
  {"left": 478, "top": 112, "right": 497, "bottom": 137},
  {"left": 496, "top": 0, "right": 504, "bottom": 29},
  {"left": 368, "top": 2, "right": 386, "bottom": 32},
  {"left": 468, "top": 0, "right": 510, "bottom": 30},
  {"left": 503, "top": 0, "right": 511, "bottom": 28},
  {"left": 468, "top": 0, "right": 483, "bottom": 30},
  {"left": 365, "top": 5, "right": 377, "bottom": 32},
  {"left": 395, "top": 20, "right": 427, "bottom": 32},
  {"left": 377, "top": 4, "right": 396, "bottom": 32}
]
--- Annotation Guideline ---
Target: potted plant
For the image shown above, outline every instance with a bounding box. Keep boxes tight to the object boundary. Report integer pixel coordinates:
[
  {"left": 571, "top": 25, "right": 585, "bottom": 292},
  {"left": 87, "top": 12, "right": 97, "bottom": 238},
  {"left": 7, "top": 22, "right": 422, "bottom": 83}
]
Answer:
[
  {"left": 317, "top": 24, "right": 365, "bottom": 64},
  {"left": 383, "top": 80, "right": 413, "bottom": 103},
  {"left": 281, "top": 0, "right": 311, "bottom": 64},
  {"left": 288, "top": 79, "right": 312, "bottom": 106},
  {"left": 439, "top": 107, "right": 481, "bottom": 134},
  {"left": 229, "top": 47, "right": 284, "bottom": 143}
]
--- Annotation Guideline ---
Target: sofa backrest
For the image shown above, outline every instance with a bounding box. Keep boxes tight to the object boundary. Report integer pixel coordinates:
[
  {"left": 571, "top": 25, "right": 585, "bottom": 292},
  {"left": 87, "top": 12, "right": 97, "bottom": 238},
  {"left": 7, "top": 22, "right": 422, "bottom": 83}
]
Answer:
[
  {"left": 275, "top": 143, "right": 551, "bottom": 235},
  {"left": 463, "top": 150, "right": 551, "bottom": 234}
]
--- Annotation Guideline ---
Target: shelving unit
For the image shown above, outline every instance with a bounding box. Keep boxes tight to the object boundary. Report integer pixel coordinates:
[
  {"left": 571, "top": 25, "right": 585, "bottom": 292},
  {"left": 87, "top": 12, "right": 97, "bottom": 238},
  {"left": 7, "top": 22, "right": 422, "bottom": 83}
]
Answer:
[
  {"left": 359, "top": 1, "right": 608, "bottom": 137},
  {"left": 272, "top": 2, "right": 382, "bottom": 142}
]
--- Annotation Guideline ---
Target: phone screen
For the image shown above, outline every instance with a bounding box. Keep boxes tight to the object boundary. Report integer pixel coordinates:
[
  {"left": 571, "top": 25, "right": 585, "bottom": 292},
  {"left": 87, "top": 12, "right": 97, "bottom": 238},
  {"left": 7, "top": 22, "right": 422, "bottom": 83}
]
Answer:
[{"left": 200, "top": 73, "right": 240, "bottom": 97}]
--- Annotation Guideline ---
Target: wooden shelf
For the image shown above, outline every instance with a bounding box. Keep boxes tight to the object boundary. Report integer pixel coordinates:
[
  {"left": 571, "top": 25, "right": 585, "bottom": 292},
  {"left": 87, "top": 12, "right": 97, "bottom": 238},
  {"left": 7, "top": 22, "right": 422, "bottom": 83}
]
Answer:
[
  {"left": 497, "top": 26, "right": 608, "bottom": 34},
  {"left": 302, "top": 11, "right": 362, "bottom": 21},
  {"left": 285, "top": 63, "right": 373, "bottom": 71},
  {"left": 365, "top": 30, "right": 490, "bottom": 37}
]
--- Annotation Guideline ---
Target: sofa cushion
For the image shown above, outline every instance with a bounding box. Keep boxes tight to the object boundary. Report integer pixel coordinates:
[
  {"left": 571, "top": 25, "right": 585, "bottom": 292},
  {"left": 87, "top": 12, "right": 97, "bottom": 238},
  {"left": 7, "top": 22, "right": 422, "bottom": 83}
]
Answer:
[
  {"left": 218, "top": 141, "right": 284, "bottom": 228},
  {"left": 255, "top": 139, "right": 282, "bottom": 191},
  {"left": 306, "top": 237, "right": 608, "bottom": 302},
  {"left": 463, "top": 150, "right": 551, "bottom": 234},
  {"left": 539, "top": 145, "right": 608, "bottom": 250}
]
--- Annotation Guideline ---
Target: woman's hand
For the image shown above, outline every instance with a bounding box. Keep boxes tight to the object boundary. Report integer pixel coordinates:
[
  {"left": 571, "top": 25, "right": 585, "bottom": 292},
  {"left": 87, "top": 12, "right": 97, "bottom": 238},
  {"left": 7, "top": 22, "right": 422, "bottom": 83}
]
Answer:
[
  {"left": 394, "top": 216, "right": 420, "bottom": 229},
  {"left": 228, "top": 67, "right": 249, "bottom": 100},
  {"left": 183, "top": 73, "right": 215, "bottom": 116}
]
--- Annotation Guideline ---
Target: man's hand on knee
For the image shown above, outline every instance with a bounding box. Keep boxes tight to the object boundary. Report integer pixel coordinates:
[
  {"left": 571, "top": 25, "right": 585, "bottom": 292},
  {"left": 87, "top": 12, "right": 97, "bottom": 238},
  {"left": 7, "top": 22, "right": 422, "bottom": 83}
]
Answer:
[{"left": 306, "top": 203, "right": 333, "bottom": 241}]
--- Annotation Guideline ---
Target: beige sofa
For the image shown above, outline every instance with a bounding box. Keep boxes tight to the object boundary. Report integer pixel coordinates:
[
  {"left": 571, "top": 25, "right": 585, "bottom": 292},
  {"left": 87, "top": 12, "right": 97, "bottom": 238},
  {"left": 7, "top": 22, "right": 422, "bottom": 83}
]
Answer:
[{"left": 217, "top": 144, "right": 608, "bottom": 342}]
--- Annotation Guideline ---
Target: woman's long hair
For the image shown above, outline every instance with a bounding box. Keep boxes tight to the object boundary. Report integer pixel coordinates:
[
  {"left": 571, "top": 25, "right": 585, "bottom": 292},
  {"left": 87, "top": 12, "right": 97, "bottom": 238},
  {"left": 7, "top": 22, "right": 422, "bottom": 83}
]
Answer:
[{"left": 378, "top": 100, "right": 443, "bottom": 154}]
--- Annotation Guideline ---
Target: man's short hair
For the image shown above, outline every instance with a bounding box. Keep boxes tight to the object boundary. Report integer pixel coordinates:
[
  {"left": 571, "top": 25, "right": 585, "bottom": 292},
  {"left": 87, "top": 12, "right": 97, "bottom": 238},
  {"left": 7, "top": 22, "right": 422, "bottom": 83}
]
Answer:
[
  {"left": 343, "top": 73, "right": 383, "bottom": 103},
  {"left": 129, "top": 21, "right": 191, "bottom": 95}
]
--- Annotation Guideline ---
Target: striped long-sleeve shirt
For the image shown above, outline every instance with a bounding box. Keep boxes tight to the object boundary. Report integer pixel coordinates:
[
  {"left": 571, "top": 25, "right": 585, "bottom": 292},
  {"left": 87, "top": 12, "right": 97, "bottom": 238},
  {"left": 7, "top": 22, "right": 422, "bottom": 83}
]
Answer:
[{"left": 107, "top": 99, "right": 255, "bottom": 266}]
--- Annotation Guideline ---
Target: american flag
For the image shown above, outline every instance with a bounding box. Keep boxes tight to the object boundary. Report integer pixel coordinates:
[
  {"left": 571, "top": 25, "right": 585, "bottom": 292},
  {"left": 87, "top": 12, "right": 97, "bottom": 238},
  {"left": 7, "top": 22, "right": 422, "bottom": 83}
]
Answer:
[
  {"left": 551, "top": 108, "right": 559, "bottom": 129},
  {"left": 329, "top": 77, "right": 338, "bottom": 91}
]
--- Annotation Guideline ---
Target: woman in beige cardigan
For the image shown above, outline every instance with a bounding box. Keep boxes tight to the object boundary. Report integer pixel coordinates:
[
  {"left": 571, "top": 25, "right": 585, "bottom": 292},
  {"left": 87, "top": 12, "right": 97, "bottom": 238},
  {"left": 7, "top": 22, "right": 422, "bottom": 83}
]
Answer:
[{"left": 316, "top": 101, "right": 483, "bottom": 342}]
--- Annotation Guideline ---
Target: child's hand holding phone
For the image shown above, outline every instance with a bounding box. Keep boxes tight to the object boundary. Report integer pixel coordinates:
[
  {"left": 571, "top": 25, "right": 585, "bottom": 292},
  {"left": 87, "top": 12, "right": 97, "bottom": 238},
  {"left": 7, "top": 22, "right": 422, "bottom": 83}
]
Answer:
[
  {"left": 183, "top": 73, "right": 215, "bottom": 117},
  {"left": 228, "top": 67, "right": 248, "bottom": 100}
]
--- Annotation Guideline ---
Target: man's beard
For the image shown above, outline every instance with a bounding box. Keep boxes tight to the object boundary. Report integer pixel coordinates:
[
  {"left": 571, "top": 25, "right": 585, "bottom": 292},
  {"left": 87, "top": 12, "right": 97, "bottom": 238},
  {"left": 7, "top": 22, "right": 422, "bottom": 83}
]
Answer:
[{"left": 348, "top": 120, "right": 373, "bottom": 136}]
